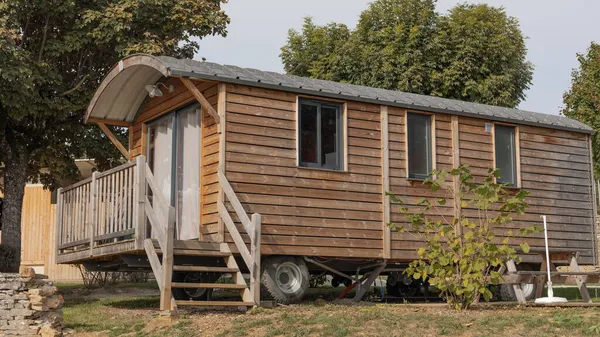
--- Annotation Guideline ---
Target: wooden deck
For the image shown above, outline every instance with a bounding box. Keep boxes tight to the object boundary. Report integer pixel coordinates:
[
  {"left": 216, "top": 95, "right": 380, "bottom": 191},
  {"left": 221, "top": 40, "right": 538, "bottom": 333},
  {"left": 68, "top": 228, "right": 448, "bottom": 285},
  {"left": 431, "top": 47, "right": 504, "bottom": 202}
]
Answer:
[{"left": 56, "top": 155, "right": 263, "bottom": 311}]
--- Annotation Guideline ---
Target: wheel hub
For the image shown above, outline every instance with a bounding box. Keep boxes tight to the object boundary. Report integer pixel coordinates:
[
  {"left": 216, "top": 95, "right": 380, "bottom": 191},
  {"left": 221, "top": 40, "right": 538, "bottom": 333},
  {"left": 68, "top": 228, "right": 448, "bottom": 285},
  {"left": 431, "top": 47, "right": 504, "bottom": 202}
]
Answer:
[{"left": 275, "top": 262, "right": 302, "bottom": 294}]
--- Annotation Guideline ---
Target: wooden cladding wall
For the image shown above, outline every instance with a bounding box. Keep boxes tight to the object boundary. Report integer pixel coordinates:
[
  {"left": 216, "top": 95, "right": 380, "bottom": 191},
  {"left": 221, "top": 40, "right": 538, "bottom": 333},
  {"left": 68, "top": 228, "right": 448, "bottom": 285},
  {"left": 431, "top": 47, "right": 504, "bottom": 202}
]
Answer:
[
  {"left": 126, "top": 77, "right": 595, "bottom": 263},
  {"left": 388, "top": 109, "right": 456, "bottom": 259},
  {"left": 0, "top": 186, "right": 82, "bottom": 282},
  {"left": 219, "top": 84, "right": 384, "bottom": 258},
  {"left": 129, "top": 78, "right": 219, "bottom": 238},
  {"left": 388, "top": 112, "right": 595, "bottom": 264},
  {"left": 516, "top": 126, "right": 595, "bottom": 264}
]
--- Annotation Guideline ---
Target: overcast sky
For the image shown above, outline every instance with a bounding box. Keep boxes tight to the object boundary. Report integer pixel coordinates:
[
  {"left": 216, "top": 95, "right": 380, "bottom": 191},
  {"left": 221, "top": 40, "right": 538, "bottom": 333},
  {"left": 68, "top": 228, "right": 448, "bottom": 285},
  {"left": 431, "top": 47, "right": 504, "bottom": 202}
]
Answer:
[{"left": 196, "top": 1, "right": 599, "bottom": 115}]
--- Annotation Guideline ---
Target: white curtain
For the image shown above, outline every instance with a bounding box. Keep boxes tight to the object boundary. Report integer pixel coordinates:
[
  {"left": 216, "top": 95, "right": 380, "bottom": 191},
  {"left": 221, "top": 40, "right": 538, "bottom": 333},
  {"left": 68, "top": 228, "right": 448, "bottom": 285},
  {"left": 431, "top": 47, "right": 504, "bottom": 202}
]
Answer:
[
  {"left": 149, "top": 116, "right": 173, "bottom": 238},
  {"left": 176, "top": 106, "right": 200, "bottom": 240}
]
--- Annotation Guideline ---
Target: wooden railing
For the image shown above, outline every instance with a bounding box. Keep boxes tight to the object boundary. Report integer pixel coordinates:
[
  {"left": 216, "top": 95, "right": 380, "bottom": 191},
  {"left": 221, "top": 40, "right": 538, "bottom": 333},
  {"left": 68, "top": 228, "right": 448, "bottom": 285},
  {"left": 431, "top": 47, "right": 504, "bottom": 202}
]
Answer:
[
  {"left": 140, "top": 156, "right": 176, "bottom": 311},
  {"left": 217, "top": 168, "right": 262, "bottom": 304},
  {"left": 56, "top": 160, "right": 137, "bottom": 257}
]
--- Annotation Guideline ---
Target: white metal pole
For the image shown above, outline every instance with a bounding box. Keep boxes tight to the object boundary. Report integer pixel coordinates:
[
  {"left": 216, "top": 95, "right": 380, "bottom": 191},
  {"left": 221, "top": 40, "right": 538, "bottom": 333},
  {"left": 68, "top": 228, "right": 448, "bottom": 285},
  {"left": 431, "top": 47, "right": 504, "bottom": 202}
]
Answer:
[{"left": 541, "top": 215, "right": 554, "bottom": 298}]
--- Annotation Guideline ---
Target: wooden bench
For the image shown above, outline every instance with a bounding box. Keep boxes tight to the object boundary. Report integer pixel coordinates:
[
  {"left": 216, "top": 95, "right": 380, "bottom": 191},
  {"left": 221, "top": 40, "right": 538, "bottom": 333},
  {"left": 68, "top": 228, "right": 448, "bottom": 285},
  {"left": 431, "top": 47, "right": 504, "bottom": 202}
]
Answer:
[{"left": 500, "top": 249, "right": 600, "bottom": 304}]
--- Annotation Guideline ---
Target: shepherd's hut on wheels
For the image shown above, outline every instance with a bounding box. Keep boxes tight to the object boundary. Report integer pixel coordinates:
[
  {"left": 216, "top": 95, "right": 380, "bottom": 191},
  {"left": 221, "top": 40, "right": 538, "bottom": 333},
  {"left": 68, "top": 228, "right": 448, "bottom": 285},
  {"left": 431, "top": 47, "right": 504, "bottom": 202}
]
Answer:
[{"left": 55, "top": 54, "right": 598, "bottom": 311}]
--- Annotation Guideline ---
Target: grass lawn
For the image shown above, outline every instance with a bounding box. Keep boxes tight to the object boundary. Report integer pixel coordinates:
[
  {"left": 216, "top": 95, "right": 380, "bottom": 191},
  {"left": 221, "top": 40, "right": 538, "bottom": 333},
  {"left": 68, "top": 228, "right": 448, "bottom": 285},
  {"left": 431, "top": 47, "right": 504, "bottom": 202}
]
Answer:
[{"left": 61, "top": 284, "right": 600, "bottom": 337}]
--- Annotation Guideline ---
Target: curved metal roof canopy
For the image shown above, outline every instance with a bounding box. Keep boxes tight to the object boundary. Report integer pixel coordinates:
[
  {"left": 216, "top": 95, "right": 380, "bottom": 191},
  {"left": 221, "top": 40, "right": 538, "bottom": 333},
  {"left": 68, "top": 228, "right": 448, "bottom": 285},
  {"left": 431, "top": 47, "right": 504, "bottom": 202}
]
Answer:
[
  {"left": 85, "top": 54, "right": 169, "bottom": 123},
  {"left": 87, "top": 54, "right": 593, "bottom": 134}
]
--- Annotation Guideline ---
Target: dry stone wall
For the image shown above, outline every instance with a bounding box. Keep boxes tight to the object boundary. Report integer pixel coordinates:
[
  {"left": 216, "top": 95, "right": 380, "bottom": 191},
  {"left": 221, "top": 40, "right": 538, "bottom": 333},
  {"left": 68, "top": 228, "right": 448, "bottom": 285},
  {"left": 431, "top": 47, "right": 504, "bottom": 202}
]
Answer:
[{"left": 0, "top": 268, "right": 63, "bottom": 337}]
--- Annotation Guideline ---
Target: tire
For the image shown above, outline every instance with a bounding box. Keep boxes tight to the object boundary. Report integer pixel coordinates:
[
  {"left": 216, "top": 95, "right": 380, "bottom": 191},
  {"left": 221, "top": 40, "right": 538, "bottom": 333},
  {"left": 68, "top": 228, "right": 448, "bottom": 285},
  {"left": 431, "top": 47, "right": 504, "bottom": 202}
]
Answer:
[
  {"left": 171, "top": 272, "right": 218, "bottom": 301},
  {"left": 261, "top": 256, "right": 309, "bottom": 304},
  {"left": 386, "top": 272, "right": 419, "bottom": 298},
  {"left": 499, "top": 264, "right": 537, "bottom": 301}
]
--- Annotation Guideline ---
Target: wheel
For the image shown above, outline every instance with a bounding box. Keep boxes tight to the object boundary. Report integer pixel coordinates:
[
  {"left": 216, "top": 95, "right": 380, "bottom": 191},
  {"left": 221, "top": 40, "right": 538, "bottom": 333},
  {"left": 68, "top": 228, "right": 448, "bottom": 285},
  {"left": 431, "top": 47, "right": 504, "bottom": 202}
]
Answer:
[
  {"left": 499, "top": 264, "right": 537, "bottom": 301},
  {"left": 386, "top": 272, "right": 419, "bottom": 298},
  {"left": 261, "top": 256, "right": 309, "bottom": 304},
  {"left": 171, "top": 272, "right": 218, "bottom": 301}
]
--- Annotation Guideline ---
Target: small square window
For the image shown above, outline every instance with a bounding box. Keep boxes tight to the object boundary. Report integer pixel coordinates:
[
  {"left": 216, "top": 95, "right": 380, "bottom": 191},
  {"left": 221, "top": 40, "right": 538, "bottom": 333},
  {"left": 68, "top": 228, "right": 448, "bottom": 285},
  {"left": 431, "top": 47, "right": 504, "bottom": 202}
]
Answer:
[
  {"left": 298, "top": 99, "right": 343, "bottom": 170},
  {"left": 407, "top": 113, "right": 433, "bottom": 180},
  {"left": 495, "top": 125, "right": 517, "bottom": 186}
]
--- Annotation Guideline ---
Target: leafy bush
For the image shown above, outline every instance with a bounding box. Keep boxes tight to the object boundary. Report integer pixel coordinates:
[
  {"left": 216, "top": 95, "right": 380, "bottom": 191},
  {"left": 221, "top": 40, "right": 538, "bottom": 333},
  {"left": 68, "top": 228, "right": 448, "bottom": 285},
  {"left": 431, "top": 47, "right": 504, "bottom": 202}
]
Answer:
[{"left": 388, "top": 166, "right": 540, "bottom": 310}]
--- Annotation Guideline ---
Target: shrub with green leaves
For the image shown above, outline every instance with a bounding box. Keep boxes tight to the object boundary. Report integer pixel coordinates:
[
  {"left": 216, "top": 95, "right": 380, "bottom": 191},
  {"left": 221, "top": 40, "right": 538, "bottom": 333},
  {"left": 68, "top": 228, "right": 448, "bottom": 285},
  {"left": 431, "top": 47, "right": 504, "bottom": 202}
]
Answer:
[{"left": 388, "top": 166, "right": 540, "bottom": 310}]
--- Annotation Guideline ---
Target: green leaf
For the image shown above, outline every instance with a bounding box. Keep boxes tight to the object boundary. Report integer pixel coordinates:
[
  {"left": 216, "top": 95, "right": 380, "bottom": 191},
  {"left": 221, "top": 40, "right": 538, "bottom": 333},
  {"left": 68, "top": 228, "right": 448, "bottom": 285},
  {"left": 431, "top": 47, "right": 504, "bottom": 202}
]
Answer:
[{"left": 520, "top": 242, "right": 531, "bottom": 253}]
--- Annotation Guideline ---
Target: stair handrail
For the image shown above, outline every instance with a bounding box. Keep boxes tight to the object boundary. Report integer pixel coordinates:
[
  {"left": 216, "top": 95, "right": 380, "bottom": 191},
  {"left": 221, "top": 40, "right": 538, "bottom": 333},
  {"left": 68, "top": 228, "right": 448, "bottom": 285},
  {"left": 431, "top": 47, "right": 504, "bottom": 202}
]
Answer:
[
  {"left": 217, "top": 168, "right": 262, "bottom": 305},
  {"left": 135, "top": 155, "right": 176, "bottom": 312}
]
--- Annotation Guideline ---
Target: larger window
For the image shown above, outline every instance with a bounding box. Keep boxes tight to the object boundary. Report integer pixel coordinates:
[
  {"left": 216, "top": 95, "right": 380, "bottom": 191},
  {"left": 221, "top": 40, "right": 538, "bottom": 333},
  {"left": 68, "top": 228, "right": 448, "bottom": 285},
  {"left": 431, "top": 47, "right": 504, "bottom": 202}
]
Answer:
[
  {"left": 407, "top": 113, "right": 433, "bottom": 180},
  {"left": 494, "top": 125, "right": 517, "bottom": 186},
  {"left": 298, "top": 98, "right": 343, "bottom": 170}
]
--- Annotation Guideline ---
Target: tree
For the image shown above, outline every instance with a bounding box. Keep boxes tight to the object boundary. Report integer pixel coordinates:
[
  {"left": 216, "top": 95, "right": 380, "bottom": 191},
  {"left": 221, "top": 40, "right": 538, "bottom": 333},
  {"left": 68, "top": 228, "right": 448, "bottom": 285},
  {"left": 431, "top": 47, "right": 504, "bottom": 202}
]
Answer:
[
  {"left": 280, "top": 17, "right": 350, "bottom": 80},
  {"left": 0, "top": 0, "right": 229, "bottom": 272},
  {"left": 563, "top": 42, "right": 600, "bottom": 176},
  {"left": 388, "top": 166, "right": 539, "bottom": 310},
  {"left": 432, "top": 4, "right": 533, "bottom": 107},
  {"left": 280, "top": 0, "right": 533, "bottom": 108}
]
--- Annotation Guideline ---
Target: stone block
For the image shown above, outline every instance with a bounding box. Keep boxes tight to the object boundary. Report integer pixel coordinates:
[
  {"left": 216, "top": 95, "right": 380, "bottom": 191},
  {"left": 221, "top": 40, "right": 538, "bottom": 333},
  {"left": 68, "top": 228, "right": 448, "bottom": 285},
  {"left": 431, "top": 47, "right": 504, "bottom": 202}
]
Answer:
[
  {"left": 45, "top": 295, "right": 64, "bottom": 310},
  {"left": 0, "top": 281, "right": 24, "bottom": 291},
  {"left": 28, "top": 295, "right": 43, "bottom": 304},
  {"left": 0, "top": 299, "right": 15, "bottom": 310},
  {"left": 40, "top": 324, "right": 62, "bottom": 337},
  {"left": 18, "top": 267, "right": 36, "bottom": 279},
  {"left": 10, "top": 308, "right": 34, "bottom": 316}
]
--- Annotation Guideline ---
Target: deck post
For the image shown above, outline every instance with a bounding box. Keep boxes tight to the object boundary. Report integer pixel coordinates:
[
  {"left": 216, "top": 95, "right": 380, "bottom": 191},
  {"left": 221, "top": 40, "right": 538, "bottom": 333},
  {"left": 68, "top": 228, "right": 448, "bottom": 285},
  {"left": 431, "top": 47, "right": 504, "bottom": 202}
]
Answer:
[
  {"left": 250, "top": 213, "right": 262, "bottom": 305},
  {"left": 89, "top": 172, "right": 99, "bottom": 257},
  {"left": 134, "top": 156, "right": 147, "bottom": 250},
  {"left": 55, "top": 188, "right": 64, "bottom": 262},
  {"left": 160, "top": 205, "right": 176, "bottom": 312}
]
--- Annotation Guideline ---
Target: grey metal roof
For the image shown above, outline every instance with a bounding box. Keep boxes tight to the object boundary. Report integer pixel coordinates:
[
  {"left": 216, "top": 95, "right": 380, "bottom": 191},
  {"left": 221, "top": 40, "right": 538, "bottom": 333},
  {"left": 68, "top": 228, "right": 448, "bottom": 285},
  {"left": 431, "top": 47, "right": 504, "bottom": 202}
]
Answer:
[{"left": 107, "top": 54, "right": 596, "bottom": 134}]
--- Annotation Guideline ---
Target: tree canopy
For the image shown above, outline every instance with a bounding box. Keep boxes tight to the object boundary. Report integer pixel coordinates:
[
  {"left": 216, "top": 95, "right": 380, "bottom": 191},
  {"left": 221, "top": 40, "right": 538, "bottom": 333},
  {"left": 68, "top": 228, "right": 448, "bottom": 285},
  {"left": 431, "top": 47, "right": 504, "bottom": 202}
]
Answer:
[
  {"left": 280, "top": 0, "right": 533, "bottom": 108},
  {"left": 0, "top": 0, "right": 229, "bottom": 271},
  {"left": 563, "top": 42, "right": 600, "bottom": 176}
]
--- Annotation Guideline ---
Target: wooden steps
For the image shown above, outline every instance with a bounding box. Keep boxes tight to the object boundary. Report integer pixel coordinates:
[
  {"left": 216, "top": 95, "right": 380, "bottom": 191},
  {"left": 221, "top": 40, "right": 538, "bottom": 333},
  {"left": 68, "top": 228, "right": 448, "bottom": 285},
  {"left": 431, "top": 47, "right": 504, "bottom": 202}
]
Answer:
[
  {"left": 175, "top": 301, "right": 255, "bottom": 307},
  {"left": 144, "top": 238, "right": 256, "bottom": 311},
  {"left": 171, "top": 282, "right": 247, "bottom": 289},
  {"left": 152, "top": 239, "right": 221, "bottom": 251},
  {"left": 173, "top": 266, "right": 239, "bottom": 273},
  {"left": 155, "top": 248, "right": 230, "bottom": 257}
]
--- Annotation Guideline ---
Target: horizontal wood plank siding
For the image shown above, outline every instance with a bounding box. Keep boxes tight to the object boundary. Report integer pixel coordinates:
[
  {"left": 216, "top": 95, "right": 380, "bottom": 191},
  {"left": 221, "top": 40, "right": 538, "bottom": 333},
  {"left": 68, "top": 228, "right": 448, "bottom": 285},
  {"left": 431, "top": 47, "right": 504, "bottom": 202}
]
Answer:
[
  {"left": 221, "top": 84, "right": 383, "bottom": 258},
  {"left": 388, "top": 108, "right": 456, "bottom": 259},
  {"left": 125, "top": 78, "right": 595, "bottom": 265},
  {"left": 517, "top": 125, "right": 595, "bottom": 264}
]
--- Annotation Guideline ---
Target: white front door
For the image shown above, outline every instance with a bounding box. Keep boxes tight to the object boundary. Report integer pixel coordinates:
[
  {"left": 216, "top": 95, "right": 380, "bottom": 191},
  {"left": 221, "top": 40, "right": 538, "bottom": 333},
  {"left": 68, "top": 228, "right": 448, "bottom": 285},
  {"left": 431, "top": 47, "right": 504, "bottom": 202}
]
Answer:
[{"left": 147, "top": 104, "right": 201, "bottom": 240}]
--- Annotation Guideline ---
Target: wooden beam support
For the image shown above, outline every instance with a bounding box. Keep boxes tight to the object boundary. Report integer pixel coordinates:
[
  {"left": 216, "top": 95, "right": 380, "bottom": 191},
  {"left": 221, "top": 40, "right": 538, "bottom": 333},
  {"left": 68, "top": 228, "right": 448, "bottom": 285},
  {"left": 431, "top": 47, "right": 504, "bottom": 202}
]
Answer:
[
  {"left": 87, "top": 117, "right": 132, "bottom": 127},
  {"left": 97, "top": 122, "right": 129, "bottom": 158},
  {"left": 353, "top": 263, "right": 386, "bottom": 302},
  {"left": 180, "top": 78, "right": 220, "bottom": 124},
  {"left": 588, "top": 135, "right": 598, "bottom": 265},
  {"left": 380, "top": 105, "right": 391, "bottom": 259},
  {"left": 217, "top": 83, "right": 227, "bottom": 242},
  {"left": 451, "top": 115, "right": 462, "bottom": 238}
]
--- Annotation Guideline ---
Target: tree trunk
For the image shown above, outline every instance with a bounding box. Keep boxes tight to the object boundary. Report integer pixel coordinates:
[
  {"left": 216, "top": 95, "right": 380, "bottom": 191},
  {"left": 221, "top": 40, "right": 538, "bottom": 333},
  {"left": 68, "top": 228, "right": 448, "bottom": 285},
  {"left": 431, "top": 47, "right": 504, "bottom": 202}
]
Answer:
[{"left": 0, "top": 142, "right": 28, "bottom": 272}]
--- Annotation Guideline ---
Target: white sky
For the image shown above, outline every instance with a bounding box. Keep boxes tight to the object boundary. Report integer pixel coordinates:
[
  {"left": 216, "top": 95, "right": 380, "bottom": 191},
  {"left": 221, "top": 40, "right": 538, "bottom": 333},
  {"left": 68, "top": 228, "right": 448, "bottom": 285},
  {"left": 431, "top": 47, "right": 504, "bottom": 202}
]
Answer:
[{"left": 196, "top": 0, "right": 600, "bottom": 115}]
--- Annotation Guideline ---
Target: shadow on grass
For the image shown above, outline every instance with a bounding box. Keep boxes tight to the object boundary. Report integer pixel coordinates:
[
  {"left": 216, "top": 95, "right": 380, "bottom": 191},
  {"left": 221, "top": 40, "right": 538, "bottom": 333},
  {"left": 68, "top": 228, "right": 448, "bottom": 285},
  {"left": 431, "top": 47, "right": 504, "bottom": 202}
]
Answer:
[{"left": 105, "top": 296, "right": 160, "bottom": 310}]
